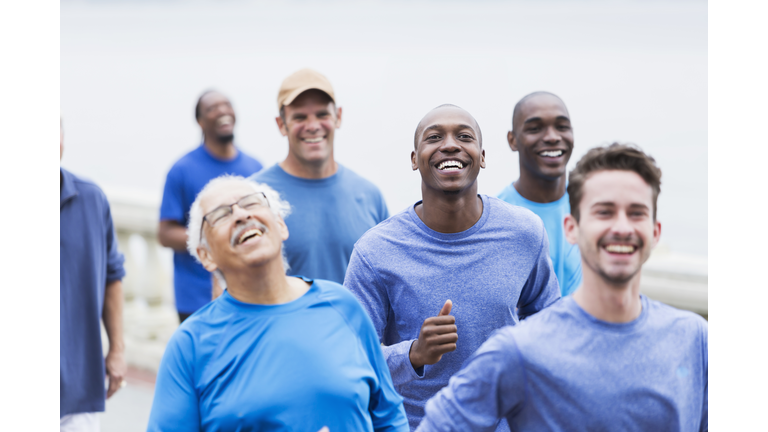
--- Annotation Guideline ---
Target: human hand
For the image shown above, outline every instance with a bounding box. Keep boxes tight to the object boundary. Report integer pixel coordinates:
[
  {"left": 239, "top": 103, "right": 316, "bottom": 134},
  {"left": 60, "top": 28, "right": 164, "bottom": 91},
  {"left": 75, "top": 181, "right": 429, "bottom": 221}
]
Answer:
[
  {"left": 409, "top": 300, "right": 458, "bottom": 370},
  {"left": 105, "top": 349, "right": 127, "bottom": 399}
]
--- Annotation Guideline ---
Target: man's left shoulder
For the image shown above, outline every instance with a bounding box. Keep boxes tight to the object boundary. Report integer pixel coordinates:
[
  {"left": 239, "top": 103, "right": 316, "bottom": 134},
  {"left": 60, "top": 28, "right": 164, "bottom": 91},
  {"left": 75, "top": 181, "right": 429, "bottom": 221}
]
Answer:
[
  {"left": 485, "top": 195, "right": 546, "bottom": 238},
  {"left": 339, "top": 165, "right": 383, "bottom": 195},
  {"left": 314, "top": 279, "right": 367, "bottom": 313},
  {"left": 69, "top": 172, "right": 110, "bottom": 206},
  {"left": 646, "top": 297, "right": 708, "bottom": 331}
]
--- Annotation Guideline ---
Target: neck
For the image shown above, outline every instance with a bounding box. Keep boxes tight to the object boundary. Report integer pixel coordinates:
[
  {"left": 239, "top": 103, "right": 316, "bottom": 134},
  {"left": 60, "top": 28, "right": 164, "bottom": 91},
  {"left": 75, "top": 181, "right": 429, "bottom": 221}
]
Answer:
[
  {"left": 514, "top": 170, "right": 566, "bottom": 203},
  {"left": 203, "top": 136, "right": 237, "bottom": 160},
  {"left": 572, "top": 266, "right": 643, "bottom": 323},
  {"left": 416, "top": 184, "right": 483, "bottom": 233},
  {"left": 224, "top": 258, "right": 307, "bottom": 305},
  {"left": 280, "top": 154, "right": 338, "bottom": 179}
]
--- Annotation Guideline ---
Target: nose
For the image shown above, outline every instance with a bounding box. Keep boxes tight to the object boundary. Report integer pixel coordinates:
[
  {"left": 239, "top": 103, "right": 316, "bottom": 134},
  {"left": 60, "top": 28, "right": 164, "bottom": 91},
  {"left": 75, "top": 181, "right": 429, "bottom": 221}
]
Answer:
[
  {"left": 231, "top": 204, "right": 252, "bottom": 223},
  {"left": 305, "top": 115, "right": 321, "bottom": 133},
  {"left": 439, "top": 135, "right": 461, "bottom": 152},
  {"left": 543, "top": 126, "right": 560, "bottom": 144},
  {"left": 610, "top": 210, "right": 634, "bottom": 239}
]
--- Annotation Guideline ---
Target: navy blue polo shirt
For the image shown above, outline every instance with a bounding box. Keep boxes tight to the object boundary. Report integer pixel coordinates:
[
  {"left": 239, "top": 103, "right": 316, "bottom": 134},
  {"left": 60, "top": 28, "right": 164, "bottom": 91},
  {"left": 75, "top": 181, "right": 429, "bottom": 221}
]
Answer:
[{"left": 60, "top": 168, "right": 126, "bottom": 418}]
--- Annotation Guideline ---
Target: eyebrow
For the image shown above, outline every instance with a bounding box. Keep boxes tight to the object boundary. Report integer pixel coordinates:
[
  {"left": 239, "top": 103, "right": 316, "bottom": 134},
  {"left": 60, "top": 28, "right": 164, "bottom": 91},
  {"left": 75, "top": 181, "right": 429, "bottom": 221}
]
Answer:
[
  {"left": 523, "top": 115, "right": 570, "bottom": 125},
  {"left": 591, "top": 202, "right": 650, "bottom": 210},
  {"left": 422, "top": 124, "right": 476, "bottom": 135}
]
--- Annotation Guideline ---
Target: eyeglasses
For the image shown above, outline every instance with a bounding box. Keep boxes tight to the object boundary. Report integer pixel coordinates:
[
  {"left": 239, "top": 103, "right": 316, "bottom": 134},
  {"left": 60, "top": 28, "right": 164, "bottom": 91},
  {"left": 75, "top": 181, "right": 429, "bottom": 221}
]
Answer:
[{"left": 199, "top": 192, "right": 270, "bottom": 240}]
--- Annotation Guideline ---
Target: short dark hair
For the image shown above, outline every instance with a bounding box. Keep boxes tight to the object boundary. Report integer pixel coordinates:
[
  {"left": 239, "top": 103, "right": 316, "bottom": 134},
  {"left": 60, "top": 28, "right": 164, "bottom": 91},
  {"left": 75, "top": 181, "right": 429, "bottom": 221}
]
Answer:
[
  {"left": 195, "top": 89, "right": 218, "bottom": 121},
  {"left": 413, "top": 104, "right": 483, "bottom": 149},
  {"left": 567, "top": 143, "right": 662, "bottom": 221}
]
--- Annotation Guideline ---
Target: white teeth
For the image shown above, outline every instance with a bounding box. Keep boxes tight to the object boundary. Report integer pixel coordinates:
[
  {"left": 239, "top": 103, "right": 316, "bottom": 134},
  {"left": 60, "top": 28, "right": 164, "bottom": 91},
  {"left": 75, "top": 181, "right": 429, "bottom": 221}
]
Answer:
[
  {"left": 605, "top": 244, "right": 635, "bottom": 253},
  {"left": 238, "top": 228, "right": 263, "bottom": 244},
  {"left": 304, "top": 137, "right": 323, "bottom": 143},
  {"left": 539, "top": 150, "right": 564, "bottom": 157},
  {"left": 216, "top": 115, "right": 234, "bottom": 126},
  {"left": 438, "top": 160, "right": 464, "bottom": 170}
]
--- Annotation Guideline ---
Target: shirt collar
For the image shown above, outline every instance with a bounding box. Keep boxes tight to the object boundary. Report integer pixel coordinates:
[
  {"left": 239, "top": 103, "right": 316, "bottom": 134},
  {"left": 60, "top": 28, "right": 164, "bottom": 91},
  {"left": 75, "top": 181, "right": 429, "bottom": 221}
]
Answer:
[{"left": 60, "top": 168, "right": 79, "bottom": 208}]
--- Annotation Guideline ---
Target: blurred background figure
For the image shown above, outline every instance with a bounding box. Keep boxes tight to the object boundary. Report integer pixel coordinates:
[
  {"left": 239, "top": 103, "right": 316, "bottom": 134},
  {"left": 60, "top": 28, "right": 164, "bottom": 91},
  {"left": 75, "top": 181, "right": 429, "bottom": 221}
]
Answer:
[
  {"left": 498, "top": 92, "right": 583, "bottom": 297},
  {"left": 60, "top": 120, "right": 127, "bottom": 431},
  {"left": 158, "top": 90, "right": 263, "bottom": 323},
  {"left": 250, "top": 68, "right": 388, "bottom": 284},
  {"left": 148, "top": 176, "right": 408, "bottom": 431}
]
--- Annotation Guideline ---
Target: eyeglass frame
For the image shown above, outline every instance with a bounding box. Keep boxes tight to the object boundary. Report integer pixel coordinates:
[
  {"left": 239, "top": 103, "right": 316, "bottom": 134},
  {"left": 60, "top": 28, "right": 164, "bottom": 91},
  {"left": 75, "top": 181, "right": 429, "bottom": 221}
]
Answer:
[{"left": 198, "top": 192, "right": 270, "bottom": 243}]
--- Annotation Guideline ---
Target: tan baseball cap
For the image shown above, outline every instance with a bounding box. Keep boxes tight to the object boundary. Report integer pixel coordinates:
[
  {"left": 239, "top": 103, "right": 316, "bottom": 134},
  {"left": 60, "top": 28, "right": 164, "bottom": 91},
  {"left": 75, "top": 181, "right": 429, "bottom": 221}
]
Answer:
[{"left": 277, "top": 68, "right": 336, "bottom": 110}]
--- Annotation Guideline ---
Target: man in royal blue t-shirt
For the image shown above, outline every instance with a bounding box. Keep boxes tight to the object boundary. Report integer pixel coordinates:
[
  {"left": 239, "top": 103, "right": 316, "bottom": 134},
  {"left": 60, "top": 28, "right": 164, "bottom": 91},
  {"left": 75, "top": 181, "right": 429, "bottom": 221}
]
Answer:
[
  {"left": 498, "top": 92, "right": 582, "bottom": 296},
  {"left": 159, "top": 90, "right": 262, "bottom": 322},
  {"left": 248, "top": 68, "right": 389, "bottom": 286}
]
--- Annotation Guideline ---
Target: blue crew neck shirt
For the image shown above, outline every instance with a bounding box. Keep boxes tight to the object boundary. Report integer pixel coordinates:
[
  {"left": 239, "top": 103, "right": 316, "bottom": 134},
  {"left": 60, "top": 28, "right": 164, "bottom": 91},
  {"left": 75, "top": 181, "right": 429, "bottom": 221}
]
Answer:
[
  {"left": 344, "top": 195, "right": 561, "bottom": 430},
  {"left": 60, "top": 168, "right": 126, "bottom": 417},
  {"left": 497, "top": 184, "right": 582, "bottom": 296},
  {"left": 160, "top": 144, "right": 262, "bottom": 313},
  {"left": 419, "top": 295, "right": 708, "bottom": 432},
  {"left": 252, "top": 164, "right": 389, "bottom": 283},
  {"left": 147, "top": 278, "right": 409, "bottom": 432}
]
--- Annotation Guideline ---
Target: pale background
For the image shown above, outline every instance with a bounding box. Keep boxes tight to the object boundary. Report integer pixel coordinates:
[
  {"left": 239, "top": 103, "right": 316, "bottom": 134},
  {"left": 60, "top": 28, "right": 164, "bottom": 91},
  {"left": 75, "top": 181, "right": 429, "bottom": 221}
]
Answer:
[{"left": 61, "top": 0, "right": 707, "bottom": 257}]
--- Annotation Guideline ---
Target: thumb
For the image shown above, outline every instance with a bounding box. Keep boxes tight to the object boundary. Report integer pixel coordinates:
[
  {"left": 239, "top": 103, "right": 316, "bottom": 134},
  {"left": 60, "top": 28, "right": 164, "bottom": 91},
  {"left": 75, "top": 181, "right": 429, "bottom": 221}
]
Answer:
[{"left": 438, "top": 299, "right": 452, "bottom": 316}]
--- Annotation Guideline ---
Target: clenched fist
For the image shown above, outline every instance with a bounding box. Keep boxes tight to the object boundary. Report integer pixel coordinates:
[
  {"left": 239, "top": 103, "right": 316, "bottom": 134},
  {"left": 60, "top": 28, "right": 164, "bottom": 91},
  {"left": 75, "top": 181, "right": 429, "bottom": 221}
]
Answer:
[{"left": 409, "top": 300, "right": 458, "bottom": 370}]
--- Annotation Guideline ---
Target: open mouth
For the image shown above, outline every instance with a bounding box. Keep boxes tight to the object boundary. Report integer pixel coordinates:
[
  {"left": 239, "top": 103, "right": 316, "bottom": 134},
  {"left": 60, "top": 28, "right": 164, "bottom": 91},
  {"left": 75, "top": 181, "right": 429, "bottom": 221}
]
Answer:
[
  {"left": 437, "top": 160, "right": 465, "bottom": 171},
  {"left": 216, "top": 115, "right": 234, "bottom": 127},
  {"left": 231, "top": 222, "right": 269, "bottom": 247},
  {"left": 602, "top": 244, "right": 638, "bottom": 254},
  {"left": 303, "top": 137, "right": 324, "bottom": 144},
  {"left": 538, "top": 150, "right": 564, "bottom": 158}
]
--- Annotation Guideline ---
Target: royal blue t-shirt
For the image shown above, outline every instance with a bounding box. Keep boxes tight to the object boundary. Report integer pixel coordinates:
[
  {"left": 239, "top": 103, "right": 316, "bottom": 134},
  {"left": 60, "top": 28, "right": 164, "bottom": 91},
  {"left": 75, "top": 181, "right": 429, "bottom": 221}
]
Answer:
[
  {"left": 60, "top": 168, "right": 126, "bottom": 417},
  {"left": 252, "top": 164, "right": 389, "bottom": 283},
  {"left": 344, "top": 195, "right": 561, "bottom": 430},
  {"left": 160, "top": 144, "right": 262, "bottom": 313},
  {"left": 498, "top": 184, "right": 582, "bottom": 296},
  {"left": 419, "top": 295, "right": 708, "bottom": 432},
  {"left": 147, "top": 278, "right": 409, "bottom": 432}
]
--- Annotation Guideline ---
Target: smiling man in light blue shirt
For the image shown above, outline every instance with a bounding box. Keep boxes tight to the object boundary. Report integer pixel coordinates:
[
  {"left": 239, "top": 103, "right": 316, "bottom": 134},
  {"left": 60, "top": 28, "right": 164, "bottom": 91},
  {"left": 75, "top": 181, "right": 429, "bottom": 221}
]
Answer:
[{"left": 498, "top": 92, "right": 582, "bottom": 296}]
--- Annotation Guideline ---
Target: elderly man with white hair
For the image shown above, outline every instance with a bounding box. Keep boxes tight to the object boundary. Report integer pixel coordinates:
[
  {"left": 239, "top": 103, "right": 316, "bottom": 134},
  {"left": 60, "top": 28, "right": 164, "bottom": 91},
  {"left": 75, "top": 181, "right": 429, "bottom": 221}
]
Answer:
[{"left": 147, "top": 175, "right": 408, "bottom": 432}]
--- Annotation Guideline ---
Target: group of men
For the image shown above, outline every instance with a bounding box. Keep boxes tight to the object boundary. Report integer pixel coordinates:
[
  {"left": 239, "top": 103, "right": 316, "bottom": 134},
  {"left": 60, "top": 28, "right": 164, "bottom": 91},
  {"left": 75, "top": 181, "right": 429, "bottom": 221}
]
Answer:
[{"left": 60, "top": 67, "right": 707, "bottom": 432}]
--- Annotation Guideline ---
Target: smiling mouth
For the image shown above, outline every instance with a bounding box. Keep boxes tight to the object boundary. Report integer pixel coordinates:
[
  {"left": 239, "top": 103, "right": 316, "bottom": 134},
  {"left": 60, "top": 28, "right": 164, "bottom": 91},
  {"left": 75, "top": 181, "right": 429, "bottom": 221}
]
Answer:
[
  {"left": 538, "top": 150, "right": 564, "bottom": 158},
  {"left": 603, "top": 244, "right": 637, "bottom": 254},
  {"left": 216, "top": 115, "right": 234, "bottom": 127},
  {"left": 303, "top": 137, "right": 324, "bottom": 143},
  {"left": 437, "top": 160, "right": 465, "bottom": 171}
]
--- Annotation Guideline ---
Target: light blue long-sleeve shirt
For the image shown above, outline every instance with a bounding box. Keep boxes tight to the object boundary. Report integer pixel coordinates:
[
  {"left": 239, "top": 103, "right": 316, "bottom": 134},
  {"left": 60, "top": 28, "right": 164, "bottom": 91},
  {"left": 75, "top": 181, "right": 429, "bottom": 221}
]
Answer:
[
  {"left": 419, "top": 295, "right": 708, "bottom": 432},
  {"left": 344, "top": 195, "right": 561, "bottom": 430}
]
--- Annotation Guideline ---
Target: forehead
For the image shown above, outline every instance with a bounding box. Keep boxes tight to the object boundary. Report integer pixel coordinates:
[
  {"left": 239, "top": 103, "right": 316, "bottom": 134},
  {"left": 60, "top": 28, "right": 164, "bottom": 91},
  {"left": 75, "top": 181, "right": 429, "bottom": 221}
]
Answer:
[
  {"left": 515, "top": 95, "right": 568, "bottom": 124},
  {"left": 200, "top": 182, "right": 255, "bottom": 213},
  {"left": 200, "top": 92, "right": 230, "bottom": 109},
  {"left": 580, "top": 170, "right": 653, "bottom": 208},
  {"left": 419, "top": 107, "right": 477, "bottom": 134}
]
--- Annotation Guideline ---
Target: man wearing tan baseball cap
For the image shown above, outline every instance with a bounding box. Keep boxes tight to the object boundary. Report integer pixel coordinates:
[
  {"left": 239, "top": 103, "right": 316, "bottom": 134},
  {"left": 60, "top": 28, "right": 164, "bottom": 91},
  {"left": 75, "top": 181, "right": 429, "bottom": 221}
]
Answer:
[{"left": 249, "top": 68, "right": 390, "bottom": 284}]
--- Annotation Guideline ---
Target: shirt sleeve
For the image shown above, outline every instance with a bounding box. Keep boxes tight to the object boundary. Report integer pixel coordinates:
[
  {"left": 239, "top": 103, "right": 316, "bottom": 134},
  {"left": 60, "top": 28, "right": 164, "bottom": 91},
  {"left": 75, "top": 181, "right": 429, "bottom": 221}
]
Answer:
[
  {"left": 159, "top": 165, "right": 186, "bottom": 223},
  {"left": 517, "top": 223, "right": 561, "bottom": 319},
  {"left": 700, "top": 320, "right": 708, "bottom": 432},
  {"left": 353, "top": 299, "right": 410, "bottom": 432},
  {"left": 103, "top": 192, "right": 126, "bottom": 283},
  {"left": 344, "top": 247, "right": 424, "bottom": 386},
  {"left": 147, "top": 330, "right": 200, "bottom": 432},
  {"left": 417, "top": 327, "right": 527, "bottom": 432}
]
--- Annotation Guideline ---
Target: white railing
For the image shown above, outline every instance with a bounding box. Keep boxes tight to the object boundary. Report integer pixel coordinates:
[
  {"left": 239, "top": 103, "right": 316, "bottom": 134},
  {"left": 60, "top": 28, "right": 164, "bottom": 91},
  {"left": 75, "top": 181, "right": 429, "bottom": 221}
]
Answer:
[{"left": 103, "top": 188, "right": 708, "bottom": 372}]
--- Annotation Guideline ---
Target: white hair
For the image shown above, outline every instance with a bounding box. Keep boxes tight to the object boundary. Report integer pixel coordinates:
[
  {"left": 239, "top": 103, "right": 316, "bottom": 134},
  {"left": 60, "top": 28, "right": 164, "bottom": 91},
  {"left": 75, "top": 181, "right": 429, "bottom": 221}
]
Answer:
[{"left": 187, "top": 175, "right": 292, "bottom": 281}]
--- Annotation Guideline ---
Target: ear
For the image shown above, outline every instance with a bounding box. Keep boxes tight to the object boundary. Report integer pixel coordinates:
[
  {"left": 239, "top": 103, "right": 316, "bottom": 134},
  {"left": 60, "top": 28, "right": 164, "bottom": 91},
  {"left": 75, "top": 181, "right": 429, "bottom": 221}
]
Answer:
[
  {"left": 564, "top": 214, "right": 579, "bottom": 245},
  {"left": 197, "top": 246, "right": 219, "bottom": 273},
  {"left": 198, "top": 118, "right": 205, "bottom": 130},
  {"left": 479, "top": 149, "right": 486, "bottom": 169},
  {"left": 507, "top": 130, "right": 518, "bottom": 152},
  {"left": 275, "top": 116, "right": 288, "bottom": 137},
  {"left": 334, "top": 106, "right": 343, "bottom": 128},
  {"left": 651, "top": 220, "right": 662, "bottom": 249},
  {"left": 411, "top": 150, "right": 418, "bottom": 171},
  {"left": 276, "top": 216, "right": 290, "bottom": 241}
]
